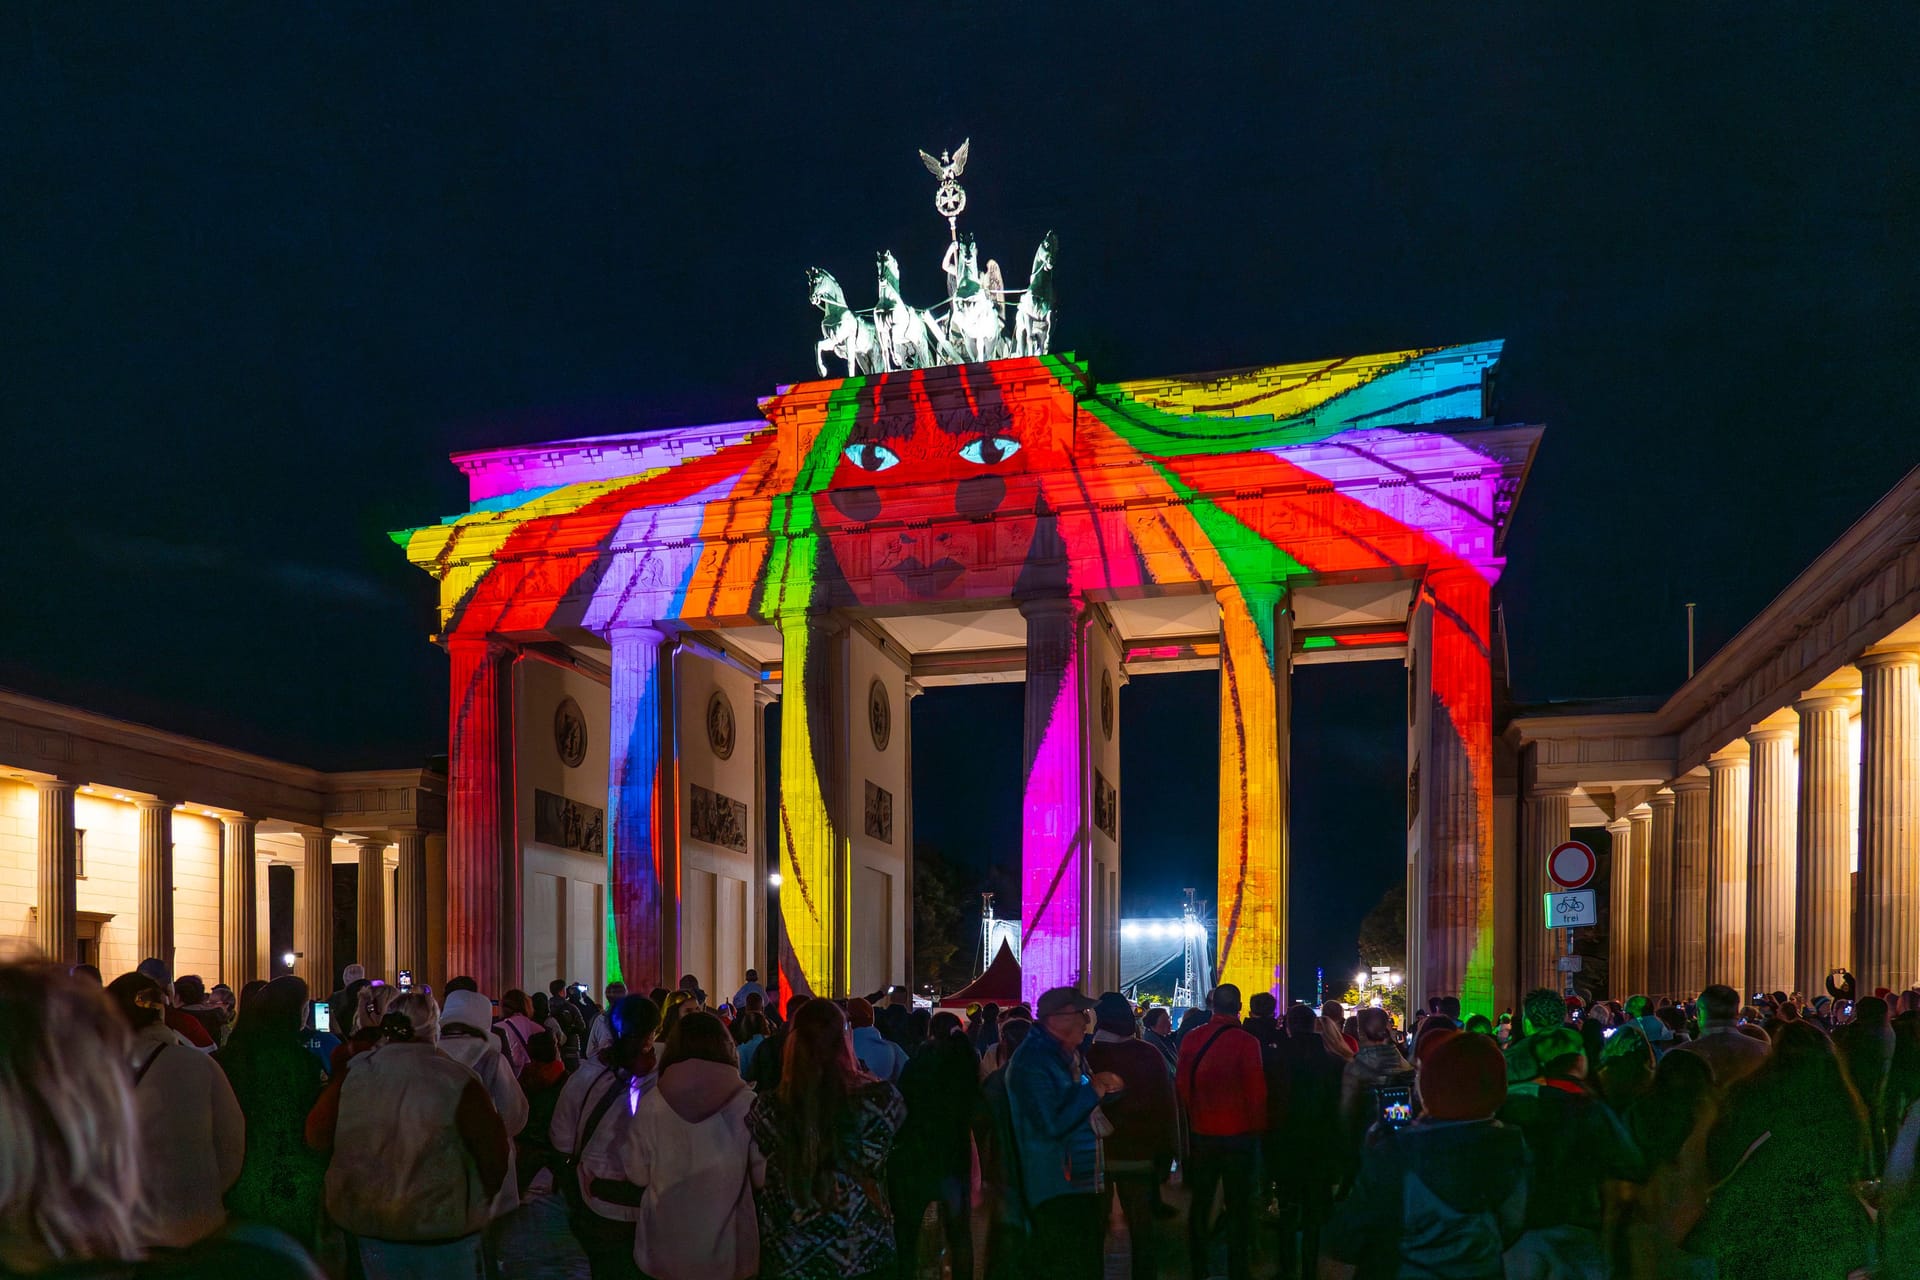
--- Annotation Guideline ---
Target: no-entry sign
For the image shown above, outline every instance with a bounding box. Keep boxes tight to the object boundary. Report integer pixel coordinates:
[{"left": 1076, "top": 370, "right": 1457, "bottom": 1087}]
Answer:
[{"left": 1548, "top": 839, "right": 1597, "bottom": 890}]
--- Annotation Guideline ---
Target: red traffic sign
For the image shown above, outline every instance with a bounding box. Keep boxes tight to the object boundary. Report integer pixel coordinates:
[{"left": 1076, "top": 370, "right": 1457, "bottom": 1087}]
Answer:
[{"left": 1548, "top": 840, "right": 1597, "bottom": 890}]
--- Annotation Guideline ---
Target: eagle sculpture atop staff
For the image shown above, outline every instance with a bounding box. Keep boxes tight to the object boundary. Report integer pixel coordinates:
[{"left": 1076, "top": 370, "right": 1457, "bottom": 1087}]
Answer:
[{"left": 920, "top": 138, "right": 970, "bottom": 237}]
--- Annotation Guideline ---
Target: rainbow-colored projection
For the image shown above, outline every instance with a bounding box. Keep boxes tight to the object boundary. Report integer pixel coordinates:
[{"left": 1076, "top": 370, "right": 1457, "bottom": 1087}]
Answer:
[{"left": 401, "top": 343, "right": 1522, "bottom": 1010}]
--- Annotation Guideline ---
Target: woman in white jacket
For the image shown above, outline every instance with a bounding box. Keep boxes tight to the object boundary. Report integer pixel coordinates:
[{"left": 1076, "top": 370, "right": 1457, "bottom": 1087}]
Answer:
[
  {"left": 616, "top": 1010, "right": 761, "bottom": 1280},
  {"left": 105, "top": 971, "right": 246, "bottom": 1248},
  {"left": 439, "top": 989, "right": 530, "bottom": 1226}
]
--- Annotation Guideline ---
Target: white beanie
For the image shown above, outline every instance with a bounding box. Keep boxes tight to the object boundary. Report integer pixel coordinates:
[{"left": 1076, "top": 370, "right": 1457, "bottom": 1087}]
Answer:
[
  {"left": 443, "top": 989, "right": 494, "bottom": 1034},
  {"left": 341, "top": 964, "right": 367, "bottom": 986}
]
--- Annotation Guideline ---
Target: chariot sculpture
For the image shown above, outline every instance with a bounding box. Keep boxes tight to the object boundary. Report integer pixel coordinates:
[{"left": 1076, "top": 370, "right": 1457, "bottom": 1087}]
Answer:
[{"left": 809, "top": 140, "right": 1057, "bottom": 376}]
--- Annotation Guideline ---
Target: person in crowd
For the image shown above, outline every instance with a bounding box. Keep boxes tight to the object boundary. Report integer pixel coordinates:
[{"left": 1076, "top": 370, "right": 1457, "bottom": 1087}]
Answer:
[
  {"left": 1322, "top": 1029, "right": 1527, "bottom": 1279},
  {"left": 326, "top": 964, "right": 368, "bottom": 1043},
  {"left": 438, "top": 987, "right": 530, "bottom": 1251},
  {"left": 748, "top": 993, "right": 810, "bottom": 1094},
  {"left": 1141, "top": 1004, "right": 1179, "bottom": 1067},
  {"left": 976, "top": 1016, "right": 1034, "bottom": 1280},
  {"left": 1498, "top": 1023, "right": 1644, "bottom": 1274},
  {"left": 104, "top": 972, "right": 245, "bottom": 1250},
  {"left": 733, "top": 1008, "right": 771, "bottom": 1078},
  {"left": 876, "top": 1002, "right": 915, "bottom": 1055},
  {"left": 516, "top": 1031, "right": 568, "bottom": 1194},
  {"left": 548, "top": 979, "right": 589, "bottom": 1069},
  {"left": 1086, "top": 993, "right": 1177, "bottom": 1280},
  {"left": 332, "top": 980, "right": 401, "bottom": 1074},
  {"left": 218, "top": 975, "right": 329, "bottom": 1249},
  {"left": 551, "top": 995, "right": 662, "bottom": 1280},
  {"left": 1339, "top": 1005, "right": 1414, "bottom": 1149},
  {"left": 1175, "top": 984, "right": 1266, "bottom": 1280},
  {"left": 1268, "top": 1002, "right": 1342, "bottom": 1270},
  {"left": 892, "top": 1011, "right": 980, "bottom": 1280},
  {"left": 848, "top": 996, "right": 907, "bottom": 1082},
  {"left": 0, "top": 961, "right": 323, "bottom": 1280},
  {"left": 1835, "top": 993, "right": 1896, "bottom": 1170},
  {"left": 1690, "top": 1019, "right": 1872, "bottom": 1277},
  {"left": 1317, "top": 999, "right": 1357, "bottom": 1061},
  {"left": 1171, "top": 1006, "right": 1207, "bottom": 1049},
  {"left": 1242, "top": 991, "right": 1284, "bottom": 1052},
  {"left": 531, "top": 989, "right": 565, "bottom": 1046},
  {"left": 747, "top": 997, "right": 905, "bottom": 1280},
  {"left": 300, "top": 988, "right": 342, "bottom": 1071},
  {"left": 1614, "top": 1047, "right": 1714, "bottom": 1270},
  {"left": 1006, "top": 988, "right": 1124, "bottom": 1278},
  {"left": 1595, "top": 1021, "right": 1657, "bottom": 1110},
  {"left": 613, "top": 1010, "right": 760, "bottom": 1280},
  {"left": 135, "top": 957, "right": 216, "bottom": 1051},
  {"left": 584, "top": 980, "right": 628, "bottom": 1059},
  {"left": 172, "top": 974, "right": 231, "bottom": 1046},
  {"left": 313, "top": 991, "right": 508, "bottom": 1279},
  {"left": 1671, "top": 983, "right": 1768, "bottom": 1091},
  {"left": 731, "top": 967, "right": 766, "bottom": 1008},
  {"left": 493, "top": 988, "right": 543, "bottom": 1072},
  {"left": 972, "top": 1001, "right": 1003, "bottom": 1056},
  {"left": 1888, "top": 993, "right": 1920, "bottom": 1147}
]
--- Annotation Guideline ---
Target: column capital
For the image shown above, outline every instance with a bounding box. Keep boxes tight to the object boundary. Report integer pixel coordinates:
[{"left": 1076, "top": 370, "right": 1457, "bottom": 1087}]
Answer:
[
  {"left": 772, "top": 608, "right": 848, "bottom": 636},
  {"left": 1528, "top": 784, "right": 1577, "bottom": 799},
  {"left": 1746, "top": 725, "right": 1797, "bottom": 745},
  {"left": 1628, "top": 806, "right": 1652, "bottom": 824},
  {"left": 446, "top": 633, "right": 515, "bottom": 661},
  {"left": 1670, "top": 773, "right": 1713, "bottom": 794},
  {"left": 607, "top": 620, "right": 674, "bottom": 644},
  {"left": 349, "top": 834, "right": 391, "bottom": 853},
  {"left": 1792, "top": 691, "right": 1855, "bottom": 716},
  {"left": 1014, "top": 590, "right": 1077, "bottom": 621},
  {"left": 220, "top": 813, "right": 258, "bottom": 833},
  {"left": 1649, "top": 789, "right": 1676, "bottom": 810},
  {"left": 753, "top": 681, "right": 780, "bottom": 708},
  {"left": 33, "top": 777, "right": 76, "bottom": 797},
  {"left": 1707, "top": 743, "right": 1751, "bottom": 769},
  {"left": 1858, "top": 645, "right": 1920, "bottom": 671}
]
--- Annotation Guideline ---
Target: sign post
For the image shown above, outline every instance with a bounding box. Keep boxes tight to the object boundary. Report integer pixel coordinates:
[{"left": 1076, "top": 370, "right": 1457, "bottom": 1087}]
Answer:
[{"left": 1546, "top": 840, "right": 1597, "bottom": 998}]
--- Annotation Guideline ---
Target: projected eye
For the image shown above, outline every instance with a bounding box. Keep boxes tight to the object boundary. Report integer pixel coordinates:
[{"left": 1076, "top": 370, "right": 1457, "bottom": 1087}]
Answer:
[
  {"left": 843, "top": 442, "right": 900, "bottom": 472},
  {"left": 959, "top": 435, "right": 1021, "bottom": 465}
]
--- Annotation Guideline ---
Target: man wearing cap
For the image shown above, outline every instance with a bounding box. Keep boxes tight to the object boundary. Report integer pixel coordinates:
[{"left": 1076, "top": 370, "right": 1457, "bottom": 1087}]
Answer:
[
  {"left": 1174, "top": 983, "right": 1266, "bottom": 1280},
  {"left": 1006, "top": 986, "right": 1125, "bottom": 1277},
  {"left": 1323, "top": 1030, "right": 1529, "bottom": 1279},
  {"left": 136, "top": 956, "right": 216, "bottom": 1051}
]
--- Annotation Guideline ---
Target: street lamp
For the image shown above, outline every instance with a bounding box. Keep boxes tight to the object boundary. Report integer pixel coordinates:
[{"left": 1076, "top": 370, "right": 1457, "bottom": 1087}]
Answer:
[{"left": 768, "top": 871, "right": 783, "bottom": 888}]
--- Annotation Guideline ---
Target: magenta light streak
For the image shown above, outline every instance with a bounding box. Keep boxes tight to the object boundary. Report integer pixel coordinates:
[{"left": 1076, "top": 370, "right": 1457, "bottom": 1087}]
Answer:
[{"left": 1021, "top": 647, "right": 1085, "bottom": 1006}]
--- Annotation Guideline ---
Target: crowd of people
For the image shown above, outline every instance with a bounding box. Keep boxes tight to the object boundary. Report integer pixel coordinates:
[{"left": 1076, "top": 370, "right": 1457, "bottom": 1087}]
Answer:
[{"left": 6, "top": 954, "right": 1920, "bottom": 1279}]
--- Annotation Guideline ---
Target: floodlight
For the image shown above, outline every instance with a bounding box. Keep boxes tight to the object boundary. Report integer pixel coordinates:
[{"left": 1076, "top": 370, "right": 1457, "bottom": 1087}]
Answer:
[{"left": 767, "top": 872, "right": 782, "bottom": 888}]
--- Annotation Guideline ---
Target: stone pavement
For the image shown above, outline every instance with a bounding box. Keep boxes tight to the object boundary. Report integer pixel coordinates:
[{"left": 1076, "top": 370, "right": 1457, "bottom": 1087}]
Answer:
[{"left": 499, "top": 1169, "right": 1305, "bottom": 1280}]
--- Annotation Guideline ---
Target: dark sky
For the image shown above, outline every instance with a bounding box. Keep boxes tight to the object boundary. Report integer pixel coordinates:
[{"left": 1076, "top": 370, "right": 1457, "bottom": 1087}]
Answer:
[{"left": 6, "top": 7, "right": 1915, "bottom": 984}]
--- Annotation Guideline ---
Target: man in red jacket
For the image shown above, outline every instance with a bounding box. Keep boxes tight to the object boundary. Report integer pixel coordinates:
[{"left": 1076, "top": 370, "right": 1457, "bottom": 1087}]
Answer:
[{"left": 1175, "top": 983, "right": 1266, "bottom": 1280}]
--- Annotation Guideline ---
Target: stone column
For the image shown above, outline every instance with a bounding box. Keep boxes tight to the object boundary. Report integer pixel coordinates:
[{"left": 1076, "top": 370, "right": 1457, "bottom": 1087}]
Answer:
[
  {"left": 447, "top": 638, "right": 511, "bottom": 996},
  {"left": 34, "top": 779, "right": 78, "bottom": 965},
  {"left": 354, "top": 837, "right": 389, "bottom": 981},
  {"left": 220, "top": 816, "right": 258, "bottom": 987},
  {"left": 1857, "top": 647, "right": 1920, "bottom": 992},
  {"left": 1626, "top": 807, "right": 1653, "bottom": 995},
  {"left": 1671, "top": 775, "right": 1712, "bottom": 998},
  {"left": 135, "top": 797, "right": 174, "bottom": 967},
  {"left": 1020, "top": 591, "right": 1092, "bottom": 1006},
  {"left": 609, "top": 625, "right": 677, "bottom": 995},
  {"left": 1746, "top": 724, "right": 1798, "bottom": 994},
  {"left": 1216, "top": 583, "right": 1289, "bottom": 1003},
  {"left": 777, "top": 612, "right": 849, "bottom": 998},
  {"left": 1525, "top": 786, "right": 1573, "bottom": 993},
  {"left": 1794, "top": 693, "right": 1854, "bottom": 996},
  {"left": 298, "top": 829, "right": 335, "bottom": 992},
  {"left": 1706, "top": 747, "right": 1751, "bottom": 987},
  {"left": 752, "top": 683, "right": 777, "bottom": 983},
  {"left": 1605, "top": 817, "right": 1633, "bottom": 999},
  {"left": 1645, "top": 791, "right": 1676, "bottom": 997},
  {"left": 393, "top": 828, "right": 428, "bottom": 984}
]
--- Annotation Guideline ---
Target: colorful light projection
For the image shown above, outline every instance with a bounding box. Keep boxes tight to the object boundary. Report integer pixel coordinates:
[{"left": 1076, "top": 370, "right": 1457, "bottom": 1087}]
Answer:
[{"left": 400, "top": 342, "right": 1512, "bottom": 1011}]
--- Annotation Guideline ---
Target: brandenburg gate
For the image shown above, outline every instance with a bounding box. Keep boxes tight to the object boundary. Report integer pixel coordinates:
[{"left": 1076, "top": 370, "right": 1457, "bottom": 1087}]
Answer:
[{"left": 396, "top": 155, "right": 1538, "bottom": 1014}]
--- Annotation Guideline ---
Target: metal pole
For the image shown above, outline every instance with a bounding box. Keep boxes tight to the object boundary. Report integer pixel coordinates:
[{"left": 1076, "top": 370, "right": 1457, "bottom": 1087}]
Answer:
[{"left": 1686, "top": 602, "right": 1696, "bottom": 679}]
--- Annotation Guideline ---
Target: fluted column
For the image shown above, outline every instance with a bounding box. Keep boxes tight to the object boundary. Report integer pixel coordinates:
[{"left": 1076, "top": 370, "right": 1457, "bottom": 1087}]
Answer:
[
  {"left": 777, "top": 613, "right": 848, "bottom": 998},
  {"left": 610, "top": 625, "right": 678, "bottom": 995},
  {"left": 1626, "top": 807, "right": 1653, "bottom": 995},
  {"left": 1746, "top": 724, "right": 1798, "bottom": 994},
  {"left": 135, "top": 797, "right": 174, "bottom": 967},
  {"left": 1525, "top": 787, "right": 1573, "bottom": 992},
  {"left": 1606, "top": 817, "right": 1633, "bottom": 999},
  {"left": 354, "top": 837, "right": 388, "bottom": 981},
  {"left": 394, "top": 828, "right": 428, "bottom": 983},
  {"left": 220, "top": 816, "right": 258, "bottom": 987},
  {"left": 1216, "top": 583, "right": 1289, "bottom": 1004},
  {"left": 1706, "top": 748, "right": 1751, "bottom": 986},
  {"left": 1795, "top": 693, "right": 1854, "bottom": 996},
  {"left": 1671, "top": 776, "right": 1712, "bottom": 998},
  {"left": 1645, "top": 792, "right": 1676, "bottom": 997},
  {"left": 1021, "top": 591, "right": 1093, "bottom": 1005},
  {"left": 447, "top": 638, "right": 511, "bottom": 996},
  {"left": 1858, "top": 648, "right": 1920, "bottom": 992},
  {"left": 34, "top": 779, "right": 78, "bottom": 964},
  {"left": 298, "top": 829, "right": 335, "bottom": 992}
]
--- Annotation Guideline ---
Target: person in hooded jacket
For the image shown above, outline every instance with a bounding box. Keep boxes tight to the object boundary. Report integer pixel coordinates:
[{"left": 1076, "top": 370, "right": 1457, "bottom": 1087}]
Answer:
[
  {"left": 1322, "top": 1030, "right": 1529, "bottom": 1280},
  {"left": 614, "top": 1010, "right": 761, "bottom": 1280},
  {"left": 105, "top": 972, "right": 246, "bottom": 1250},
  {"left": 1269, "top": 1002, "right": 1342, "bottom": 1267},
  {"left": 551, "top": 995, "right": 662, "bottom": 1280},
  {"left": 891, "top": 1011, "right": 981, "bottom": 1280},
  {"left": 437, "top": 986, "right": 530, "bottom": 1269},
  {"left": 218, "top": 976, "right": 329, "bottom": 1249}
]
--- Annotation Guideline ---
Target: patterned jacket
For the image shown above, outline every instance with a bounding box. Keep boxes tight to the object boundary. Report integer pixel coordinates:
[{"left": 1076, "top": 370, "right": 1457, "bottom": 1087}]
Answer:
[{"left": 747, "top": 1079, "right": 904, "bottom": 1278}]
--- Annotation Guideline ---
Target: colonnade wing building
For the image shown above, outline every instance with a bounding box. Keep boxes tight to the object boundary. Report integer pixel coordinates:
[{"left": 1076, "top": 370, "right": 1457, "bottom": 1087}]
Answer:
[
  {"left": 1511, "top": 466, "right": 1920, "bottom": 1003},
  {"left": 398, "top": 346, "right": 1533, "bottom": 1014}
]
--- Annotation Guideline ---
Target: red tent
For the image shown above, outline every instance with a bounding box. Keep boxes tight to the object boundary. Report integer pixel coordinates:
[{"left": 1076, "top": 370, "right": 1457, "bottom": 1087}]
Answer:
[{"left": 938, "top": 940, "right": 1021, "bottom": 1008}]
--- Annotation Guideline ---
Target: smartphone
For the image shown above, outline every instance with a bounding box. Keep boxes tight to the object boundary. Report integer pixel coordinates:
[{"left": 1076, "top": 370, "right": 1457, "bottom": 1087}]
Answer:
[
  {"left": 1603, "top": 1026, "right": 1619, "bottom": 1039},
  {"left": 398, "top": 970, "right": 414, "bottom": 992},
  {"left": 1376, "top": 1085, "right": 1414, "bottom": 1130},
  {"left": 312, "top": 999, "right": 331, "bottom": 1034}
]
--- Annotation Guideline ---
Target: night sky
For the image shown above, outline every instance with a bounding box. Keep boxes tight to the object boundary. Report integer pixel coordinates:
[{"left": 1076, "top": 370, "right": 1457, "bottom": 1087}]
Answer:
[{"left": 6, "top": 8, "right": 1915, "bottom": 985}]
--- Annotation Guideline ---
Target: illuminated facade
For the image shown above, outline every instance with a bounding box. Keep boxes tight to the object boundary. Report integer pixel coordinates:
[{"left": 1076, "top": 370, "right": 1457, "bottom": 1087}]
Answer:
[{"left": 400, "top": 345, "right": 1538, "bottom": 1015}]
